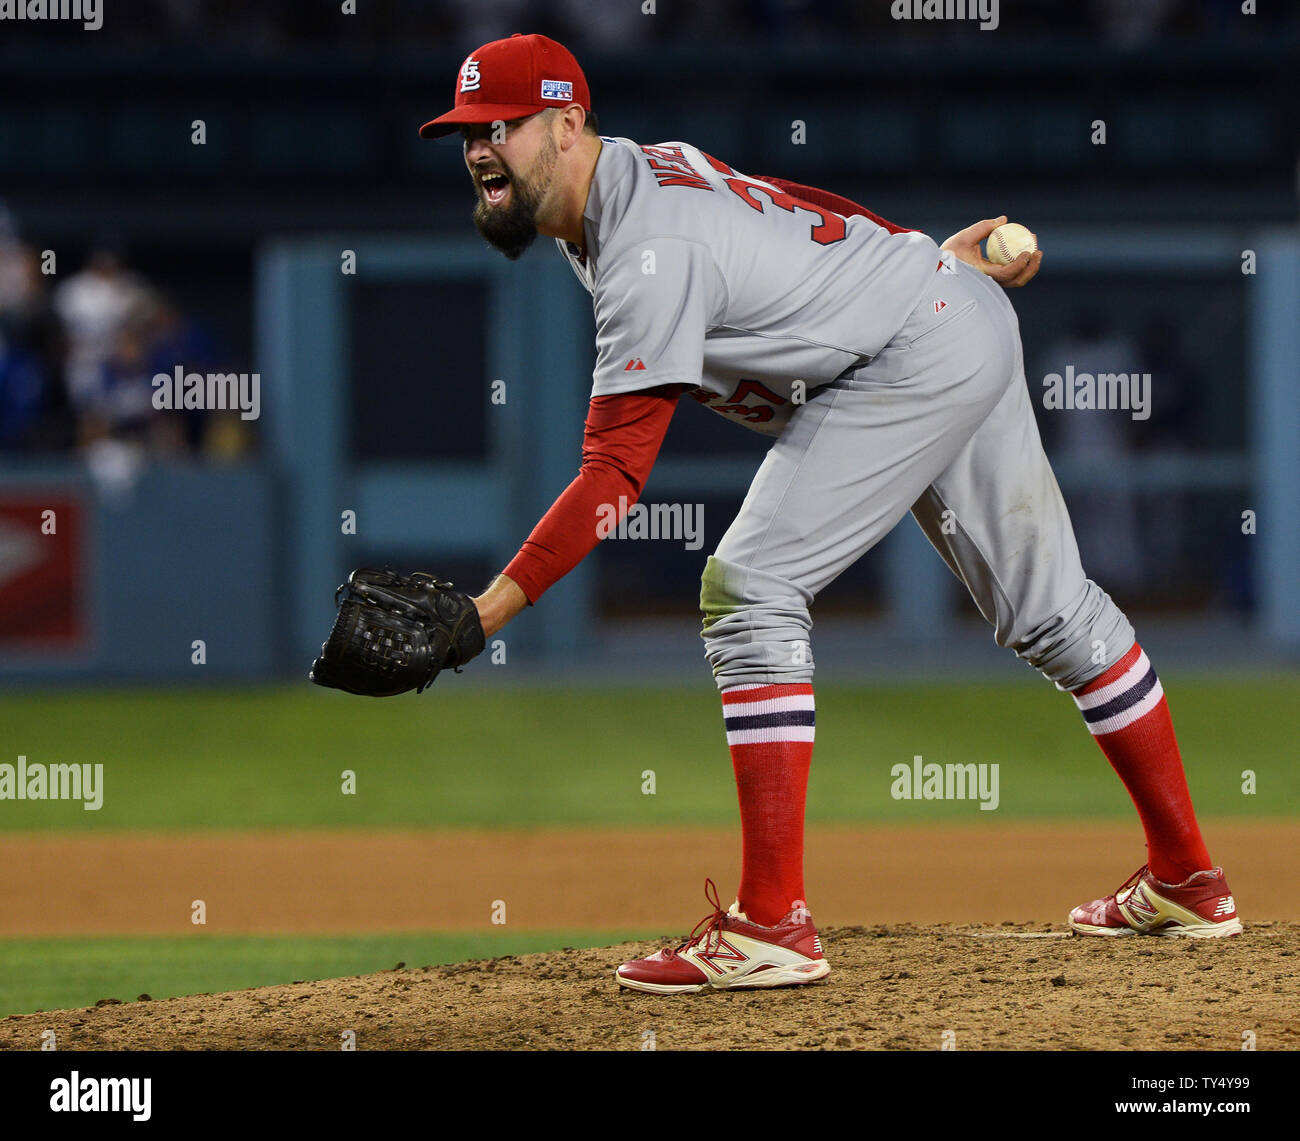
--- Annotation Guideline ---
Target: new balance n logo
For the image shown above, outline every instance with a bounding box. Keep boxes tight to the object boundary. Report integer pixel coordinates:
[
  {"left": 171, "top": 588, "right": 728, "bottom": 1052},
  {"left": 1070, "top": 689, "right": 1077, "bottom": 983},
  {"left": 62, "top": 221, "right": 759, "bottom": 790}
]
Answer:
[
  {"left": 1124, "top": 884, "right": 1159, "bottom": 923},
  {"left": 692, "top": 934, "right": 748, "bottom": 975}
]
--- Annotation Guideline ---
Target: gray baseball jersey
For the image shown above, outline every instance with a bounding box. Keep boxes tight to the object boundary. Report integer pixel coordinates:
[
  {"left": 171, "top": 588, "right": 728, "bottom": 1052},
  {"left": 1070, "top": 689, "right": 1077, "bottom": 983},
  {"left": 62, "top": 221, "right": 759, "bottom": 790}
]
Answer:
[{"left": 557, "top": 136, "right": 940, "bottom": 435}]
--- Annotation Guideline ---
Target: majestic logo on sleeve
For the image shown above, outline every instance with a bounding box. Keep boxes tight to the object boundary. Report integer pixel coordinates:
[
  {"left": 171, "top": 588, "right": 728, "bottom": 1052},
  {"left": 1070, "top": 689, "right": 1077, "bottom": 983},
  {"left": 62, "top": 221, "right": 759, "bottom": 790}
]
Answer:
[{"left": 459, "top": 56, "right": 482, "bottom": 93}]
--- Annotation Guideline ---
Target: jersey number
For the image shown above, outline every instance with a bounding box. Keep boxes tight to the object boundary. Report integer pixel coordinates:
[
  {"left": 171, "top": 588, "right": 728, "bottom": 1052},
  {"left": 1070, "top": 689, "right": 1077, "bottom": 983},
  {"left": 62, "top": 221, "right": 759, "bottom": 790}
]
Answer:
[
  {"left": 709, "top": 379, "right": 786, "bottom": 423},
  {"left": 702, "top": 153, "right": 847, "bottom": 247}
]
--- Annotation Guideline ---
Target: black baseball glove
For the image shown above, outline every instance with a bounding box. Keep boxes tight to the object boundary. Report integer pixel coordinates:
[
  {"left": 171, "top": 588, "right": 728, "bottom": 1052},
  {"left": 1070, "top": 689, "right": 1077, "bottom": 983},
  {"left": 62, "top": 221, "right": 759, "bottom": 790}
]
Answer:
[{"left": 309, "top": 567, "right": 486, "bottom": 697}]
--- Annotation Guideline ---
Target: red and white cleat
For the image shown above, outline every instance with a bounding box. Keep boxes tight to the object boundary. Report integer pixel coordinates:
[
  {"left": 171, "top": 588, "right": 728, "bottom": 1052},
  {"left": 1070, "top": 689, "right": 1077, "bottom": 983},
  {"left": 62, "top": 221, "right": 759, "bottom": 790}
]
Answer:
[
  {"left": 1069, "top": 865, "right": 1242, "bottom": 938},
  {"left": 616, "top": 878, "right": 830, "bottom": 995}
]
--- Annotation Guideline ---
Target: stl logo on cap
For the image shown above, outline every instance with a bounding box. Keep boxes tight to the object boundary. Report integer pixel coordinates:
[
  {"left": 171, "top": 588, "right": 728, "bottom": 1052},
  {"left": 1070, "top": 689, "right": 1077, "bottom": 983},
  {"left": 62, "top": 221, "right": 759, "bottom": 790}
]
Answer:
[{"left": 459, "top": 56, "right": 481, "bottom": 93}]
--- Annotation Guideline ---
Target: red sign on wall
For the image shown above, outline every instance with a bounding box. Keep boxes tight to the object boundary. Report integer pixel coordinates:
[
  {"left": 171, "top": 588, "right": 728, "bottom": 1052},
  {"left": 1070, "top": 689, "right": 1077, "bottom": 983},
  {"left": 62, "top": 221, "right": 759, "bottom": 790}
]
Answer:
[{"left": 0, "top": 494, "right": 88, "bottom": 648}]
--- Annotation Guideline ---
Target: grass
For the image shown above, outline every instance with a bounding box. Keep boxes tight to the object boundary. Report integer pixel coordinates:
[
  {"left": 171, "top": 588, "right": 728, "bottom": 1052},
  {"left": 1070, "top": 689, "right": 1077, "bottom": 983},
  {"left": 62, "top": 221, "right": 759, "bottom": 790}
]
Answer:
[
  {"left": 1, "top": 677, "right": 1296, "bottom": 829},
  {"left": 1, "top": 678, "right": 1294, "bottom": 1018},
  {"left": 0, "top": 931, "right": 655, "bottom": 1019}
]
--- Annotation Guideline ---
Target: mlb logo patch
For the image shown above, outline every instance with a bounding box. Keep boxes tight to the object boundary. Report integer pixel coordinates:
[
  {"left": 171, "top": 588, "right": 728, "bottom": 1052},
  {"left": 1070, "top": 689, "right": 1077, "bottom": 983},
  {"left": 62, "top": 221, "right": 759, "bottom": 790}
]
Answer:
[{"left": 541, "top": 79, "right": 573, "bottom": 101}]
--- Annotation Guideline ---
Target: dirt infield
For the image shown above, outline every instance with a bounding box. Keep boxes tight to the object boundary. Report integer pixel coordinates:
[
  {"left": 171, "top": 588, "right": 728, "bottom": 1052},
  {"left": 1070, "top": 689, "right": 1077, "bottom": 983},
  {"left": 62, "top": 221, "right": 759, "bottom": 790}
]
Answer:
[
  {"left": 1, "top": 821, "right": 1296, "bottom": 934},
  {"left": 2, "top": 922, "right": 1296, "bottom": 1051},
  {"left": 2, "top": 822, "right": 1295, "bottom": 1050}
]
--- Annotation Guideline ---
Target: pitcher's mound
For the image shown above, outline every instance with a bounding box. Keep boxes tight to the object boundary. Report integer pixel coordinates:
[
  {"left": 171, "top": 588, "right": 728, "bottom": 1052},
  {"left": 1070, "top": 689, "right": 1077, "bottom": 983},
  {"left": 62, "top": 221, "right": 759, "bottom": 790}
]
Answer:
[{"left": 3, "top": 923, "right": 1296, "bottom": 1051}]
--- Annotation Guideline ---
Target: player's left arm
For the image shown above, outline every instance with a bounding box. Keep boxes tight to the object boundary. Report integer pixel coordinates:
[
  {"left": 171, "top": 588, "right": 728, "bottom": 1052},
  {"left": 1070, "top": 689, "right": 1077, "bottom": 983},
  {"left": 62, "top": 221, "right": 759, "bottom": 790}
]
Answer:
[{"left": 472, "top": 385, "right": 686, "bottom": 637}]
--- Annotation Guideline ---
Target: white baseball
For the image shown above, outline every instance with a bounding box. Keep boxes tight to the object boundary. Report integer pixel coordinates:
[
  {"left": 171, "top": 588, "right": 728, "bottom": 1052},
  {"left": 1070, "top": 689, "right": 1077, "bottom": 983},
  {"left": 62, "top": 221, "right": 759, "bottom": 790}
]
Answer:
[{"left": 985, "top": 222, "right": 1037, "bottom": 266}]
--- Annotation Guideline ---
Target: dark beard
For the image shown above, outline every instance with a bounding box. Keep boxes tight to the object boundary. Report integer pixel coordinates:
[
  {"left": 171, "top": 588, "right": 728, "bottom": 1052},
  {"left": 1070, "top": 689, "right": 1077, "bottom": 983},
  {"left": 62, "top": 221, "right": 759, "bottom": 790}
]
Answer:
[
  {"left": 473, "top": 182, "right": 541, "bottom": 261},
  {"left": 471, "top": 137, "right": 556, "bottom": 261}
]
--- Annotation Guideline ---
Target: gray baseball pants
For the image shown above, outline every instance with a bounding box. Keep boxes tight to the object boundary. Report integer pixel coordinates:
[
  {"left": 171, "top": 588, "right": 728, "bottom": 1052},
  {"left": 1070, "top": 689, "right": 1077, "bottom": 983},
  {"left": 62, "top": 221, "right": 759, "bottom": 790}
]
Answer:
[{"left": 700, "top": 259, "right": 1135, "bottom": 691}]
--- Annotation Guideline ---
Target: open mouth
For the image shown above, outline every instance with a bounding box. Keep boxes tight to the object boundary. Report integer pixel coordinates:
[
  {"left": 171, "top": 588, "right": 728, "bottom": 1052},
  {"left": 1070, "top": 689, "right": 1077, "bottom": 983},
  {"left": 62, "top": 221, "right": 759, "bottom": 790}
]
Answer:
[{"left": 479, "top": 170, "right": 511, "bottom": 206}]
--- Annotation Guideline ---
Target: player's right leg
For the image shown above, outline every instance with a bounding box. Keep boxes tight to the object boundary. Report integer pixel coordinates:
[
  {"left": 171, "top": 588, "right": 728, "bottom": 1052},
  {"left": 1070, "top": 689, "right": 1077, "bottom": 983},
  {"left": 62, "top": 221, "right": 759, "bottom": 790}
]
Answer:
[{"left": 911, "top": 269, "right": 1239, "bottom": 937}]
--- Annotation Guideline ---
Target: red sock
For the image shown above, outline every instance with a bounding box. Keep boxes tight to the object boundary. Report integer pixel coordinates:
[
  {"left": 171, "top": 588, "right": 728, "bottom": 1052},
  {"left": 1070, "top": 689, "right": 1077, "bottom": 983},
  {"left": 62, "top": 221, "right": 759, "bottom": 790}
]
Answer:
[
  {"left": 1071, "top": 643, "right": 1211, "bottom": 883},
  {"left": 721, "top": 682, "right": 814, "bottom": 926}
]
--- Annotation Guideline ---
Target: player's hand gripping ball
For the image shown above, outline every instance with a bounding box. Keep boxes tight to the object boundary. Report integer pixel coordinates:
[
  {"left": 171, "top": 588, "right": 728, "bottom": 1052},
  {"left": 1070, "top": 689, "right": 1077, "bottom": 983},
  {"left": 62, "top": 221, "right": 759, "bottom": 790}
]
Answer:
[
  {"left": 940, "top": 216, "right": 1041, "bottom": 288},
  {"left": 985, "top": 222, "right": 1038, "bottom": 266},
  {"left": 309, "top": 567, "right": 486, "bottom": 696}
]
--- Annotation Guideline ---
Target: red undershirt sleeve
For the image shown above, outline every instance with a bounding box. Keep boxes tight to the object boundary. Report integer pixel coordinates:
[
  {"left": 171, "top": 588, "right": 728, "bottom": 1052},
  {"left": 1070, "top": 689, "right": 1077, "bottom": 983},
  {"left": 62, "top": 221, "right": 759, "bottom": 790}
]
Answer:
[
  {"left": 755, "top": 176, "right": 917, "bottom": 235},
  {"left": 502, "top": 384, "right": 688, "bottom": 604}
]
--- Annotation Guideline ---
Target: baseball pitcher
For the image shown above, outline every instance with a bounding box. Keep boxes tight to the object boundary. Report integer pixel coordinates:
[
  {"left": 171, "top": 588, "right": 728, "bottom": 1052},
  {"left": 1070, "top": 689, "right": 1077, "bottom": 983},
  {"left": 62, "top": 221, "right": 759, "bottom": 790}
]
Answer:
[{"left": 312, "top": 33, "right": 1240, "bottom": 995}]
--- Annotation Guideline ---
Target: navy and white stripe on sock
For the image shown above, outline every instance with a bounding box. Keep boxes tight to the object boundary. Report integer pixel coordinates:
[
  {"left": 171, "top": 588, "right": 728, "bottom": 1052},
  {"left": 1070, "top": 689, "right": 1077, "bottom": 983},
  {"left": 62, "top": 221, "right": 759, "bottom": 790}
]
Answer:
[
  {"left": 1073, "top": 645, "right": 1164, "bottom": 737},
  {"left": 720, "top": 683, "right": 815, "bottom": 747}
]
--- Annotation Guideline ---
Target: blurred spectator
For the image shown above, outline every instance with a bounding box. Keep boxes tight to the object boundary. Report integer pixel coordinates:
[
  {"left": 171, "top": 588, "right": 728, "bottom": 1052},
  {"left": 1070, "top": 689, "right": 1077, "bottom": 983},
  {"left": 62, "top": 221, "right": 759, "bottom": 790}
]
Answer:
[
  {"left": 75, "top": 295, "right": 167, "bottom": 449},
  {"left": 53, "top": 243, "right": 151, "bottom": 421}
]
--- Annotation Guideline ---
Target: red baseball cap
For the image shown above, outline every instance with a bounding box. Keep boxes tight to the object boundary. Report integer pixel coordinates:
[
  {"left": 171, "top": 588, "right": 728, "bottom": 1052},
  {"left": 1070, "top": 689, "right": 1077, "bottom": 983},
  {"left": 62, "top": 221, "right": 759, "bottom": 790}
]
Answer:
[{"left": 419, "top": 33, "right": 591, "bottom": 139}]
